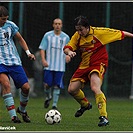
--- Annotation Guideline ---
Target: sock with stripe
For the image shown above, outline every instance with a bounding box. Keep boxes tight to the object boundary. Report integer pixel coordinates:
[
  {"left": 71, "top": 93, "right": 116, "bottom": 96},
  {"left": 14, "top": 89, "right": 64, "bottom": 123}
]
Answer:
[
  {"left": 19, "top": 91, "right": 29, "bottom": 113},
  {"left": 3, "top": 93, "right": 16, "bottom": 119},
  {"left": 73, "top": 89, "right": 89, "bottom": 107}
]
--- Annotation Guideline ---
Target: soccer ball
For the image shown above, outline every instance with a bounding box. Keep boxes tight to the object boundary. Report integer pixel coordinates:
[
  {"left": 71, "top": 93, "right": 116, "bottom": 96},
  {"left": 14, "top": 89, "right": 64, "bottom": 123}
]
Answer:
[{"left": 44, "top": 109, "right": 61, "bottom": 125}]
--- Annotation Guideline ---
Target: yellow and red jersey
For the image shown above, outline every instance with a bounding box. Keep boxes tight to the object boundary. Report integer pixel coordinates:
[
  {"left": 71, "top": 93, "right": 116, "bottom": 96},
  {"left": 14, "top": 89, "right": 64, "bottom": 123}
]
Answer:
[{"left": 64, "top": 26, "right": 124, "bottom": 69}]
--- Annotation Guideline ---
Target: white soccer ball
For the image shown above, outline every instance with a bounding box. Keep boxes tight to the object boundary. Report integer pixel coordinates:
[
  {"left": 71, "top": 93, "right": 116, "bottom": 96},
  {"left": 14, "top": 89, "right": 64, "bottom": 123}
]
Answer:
[{"left": 44, "top": 109, "right": 61, "bottom": 125}]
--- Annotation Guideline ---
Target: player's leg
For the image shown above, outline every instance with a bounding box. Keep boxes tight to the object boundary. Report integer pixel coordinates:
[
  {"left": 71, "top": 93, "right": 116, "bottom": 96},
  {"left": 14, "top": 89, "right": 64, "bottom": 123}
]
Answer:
[
  {"left": 17, "top": 82, "right": 31, "bottom": 123},
  {"left": 43, "top": 70, "right": 52, "bottom": 108},
  {"left": 28, "top": 77, "right": 37, "bottom": 97},
  {"left": 52, "top": 86, "right": 60, "bottom": 109},
  {"left": 68, "top": 68, "right": 92, "bottom": 117},
  {"left": 10, "top": 66, "right": 31, "bottom": 123},
  {"left": 68, "top": 80, "right": 92, "bottom": 117},
  {"left": 90, "top": 71, "right": 109, "bottom": 126},
  {"left": 44, "top": 84, "right": 52, "bottom": 108},
  {"left": 52, "top": 71, "right": 64, "bottom": 109},
  {"left": 0, "top": 73, "right": 21, "bottom": 123}
]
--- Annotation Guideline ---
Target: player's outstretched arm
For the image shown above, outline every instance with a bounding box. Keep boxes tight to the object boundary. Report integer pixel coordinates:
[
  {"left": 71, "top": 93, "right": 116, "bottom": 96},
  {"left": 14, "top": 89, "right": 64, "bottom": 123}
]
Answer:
[
  {"left": 14, "top": 32, "right": 35, "bottom": 60},
  {"left": 123, "top": 31, "right": 133, "bottom": 38}
]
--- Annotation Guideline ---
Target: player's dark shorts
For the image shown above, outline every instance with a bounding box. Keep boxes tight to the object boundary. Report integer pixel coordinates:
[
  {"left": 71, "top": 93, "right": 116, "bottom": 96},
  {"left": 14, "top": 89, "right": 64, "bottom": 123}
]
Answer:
[
  {"left": 0, "top": 64, "right": 28, "bottom": 89},
  {"left": 71, "top": 62, "right": 106, "bottom": 83},
  {"left": 43, "top": 70, "right": 64, "bottom": 89}
]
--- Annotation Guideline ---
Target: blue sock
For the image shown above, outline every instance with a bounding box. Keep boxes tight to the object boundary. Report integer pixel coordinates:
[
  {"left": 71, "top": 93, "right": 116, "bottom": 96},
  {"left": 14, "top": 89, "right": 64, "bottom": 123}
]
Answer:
[
  {"left": 3, "top": 93, "right": 16, "bottom": 119},
  {"left": 52, "top": 88, "right": 60, "bottom": 107},
  {"left": 19, "top": 91, "right": 29, "bottom": 113}
]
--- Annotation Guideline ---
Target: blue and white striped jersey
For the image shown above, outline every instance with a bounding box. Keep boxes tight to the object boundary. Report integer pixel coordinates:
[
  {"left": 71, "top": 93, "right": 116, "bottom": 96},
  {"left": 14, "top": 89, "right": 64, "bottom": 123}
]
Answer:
[
  {"left": 0, "top": 20, "right": 21, "bottom": 66},
  {"left": 39, "top": 30, "right": 70, "bottom": 72}
]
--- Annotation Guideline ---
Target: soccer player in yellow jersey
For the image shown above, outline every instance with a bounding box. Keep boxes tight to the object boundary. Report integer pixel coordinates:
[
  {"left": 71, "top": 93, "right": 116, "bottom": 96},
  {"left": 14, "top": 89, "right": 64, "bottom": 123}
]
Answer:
[{"left": 63, "top": 15, "right": 133, "bottom": 127}]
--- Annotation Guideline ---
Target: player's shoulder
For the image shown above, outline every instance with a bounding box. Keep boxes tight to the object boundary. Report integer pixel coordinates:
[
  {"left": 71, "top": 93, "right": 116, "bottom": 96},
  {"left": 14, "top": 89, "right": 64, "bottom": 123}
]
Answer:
[
  {"left": 5, "top": 20, "right": 17, "bottom": 27},
  {"left": 74, "top": 31, "right": 80, "bottom": 38},
  {"left": 45, "top": 30, "right": 54, "bottom": 35},
  {"left": 61, "top": 31, "right": 69, "bottom": 38},
  {"left": 91, "top": 26, "right": 107, "bottom": 31},
  {"left": 92, "top": 26, "right": 119, "bottom": 33}
]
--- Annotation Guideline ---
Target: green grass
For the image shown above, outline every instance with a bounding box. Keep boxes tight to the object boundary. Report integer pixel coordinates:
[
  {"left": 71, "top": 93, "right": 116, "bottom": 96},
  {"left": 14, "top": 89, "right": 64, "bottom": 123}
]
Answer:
[{"left": 0, "top": 96, "right": 133, "bottom": 132}]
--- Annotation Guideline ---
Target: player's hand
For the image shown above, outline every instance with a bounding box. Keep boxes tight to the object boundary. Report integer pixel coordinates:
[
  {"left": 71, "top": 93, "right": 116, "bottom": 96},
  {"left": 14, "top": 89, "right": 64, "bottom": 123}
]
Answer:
[
  {"left": 28, "top": 54, "right": 36, "bottom": 60},
  {"left": 65, "top": 55, "right": 71, "bottom": 63},
  {"left": 68, "top": 51, "right": 76, "bottom": 58},
  {"left": 42, "top": 60, "right": 48, "bottom": 67}
]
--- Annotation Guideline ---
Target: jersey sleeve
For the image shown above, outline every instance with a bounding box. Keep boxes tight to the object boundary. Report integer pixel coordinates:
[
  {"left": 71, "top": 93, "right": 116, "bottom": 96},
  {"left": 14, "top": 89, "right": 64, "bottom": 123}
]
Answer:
[
  {"left": 94, "top": 27, "right": 124, "bottom": 45},
  {"left": 10, "top": 21, "right": 19, "bottom": 36},
  {"left": 66, "top": 35, "right": 70, "bottom": 44},
  {"left": 39, "top": 33, "right": 48, "bottom": 50},
  {"left": 64, "top": 32, "right": 80, "bottom": 51}
]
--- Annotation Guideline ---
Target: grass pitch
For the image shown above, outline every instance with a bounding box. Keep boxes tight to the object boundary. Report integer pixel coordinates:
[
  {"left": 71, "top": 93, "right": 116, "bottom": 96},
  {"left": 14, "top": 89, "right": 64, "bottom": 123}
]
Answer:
[{"left": 0, "top": 96, "right": 133, "bottom": 132}]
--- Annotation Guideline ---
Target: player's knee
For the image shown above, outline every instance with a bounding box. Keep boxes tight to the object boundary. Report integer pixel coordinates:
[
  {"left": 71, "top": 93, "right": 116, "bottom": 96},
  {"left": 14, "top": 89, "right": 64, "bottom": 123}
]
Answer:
[
  {"left": 21, "top": 82, "right": 30, "bottom": 94},
  {"left": 1, "top": 83, "right": 11, "bottom": 95},
  {"left": 1, "top": 81, "right": 11, "bottom": 93},
  {"left": 44, "top": 83, "right": 50, "bottom": 89},
  {"left": 3, "top": 81, "right": 10, "bottom": 89},
  {"left": 68, "top": 86, "right": 75, "bottom": 95},
  {"left": 91, "top": 85, "right": 97, "bottom": 92},
  {"left": 91, "top": 85, "right": 102, "bottom": 94}
]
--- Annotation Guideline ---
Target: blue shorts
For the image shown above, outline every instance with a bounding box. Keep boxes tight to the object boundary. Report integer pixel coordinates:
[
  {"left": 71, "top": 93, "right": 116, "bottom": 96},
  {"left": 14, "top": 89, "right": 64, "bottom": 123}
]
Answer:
[
  {"left": 43, "top": 70, "right": 64, "bottom": 89},
  {"left": 0, "top": 64, "right": 28, "bottom": 89}
]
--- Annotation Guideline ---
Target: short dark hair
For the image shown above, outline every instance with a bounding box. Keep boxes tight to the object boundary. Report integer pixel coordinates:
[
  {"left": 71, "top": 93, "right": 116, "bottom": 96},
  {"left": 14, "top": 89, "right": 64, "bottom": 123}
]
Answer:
[
  {"left": 0, "top": 6, "right": 9, "bottom": 17},
  {"left": 74, "top": 15, "right": 90, "bottom": 28}
]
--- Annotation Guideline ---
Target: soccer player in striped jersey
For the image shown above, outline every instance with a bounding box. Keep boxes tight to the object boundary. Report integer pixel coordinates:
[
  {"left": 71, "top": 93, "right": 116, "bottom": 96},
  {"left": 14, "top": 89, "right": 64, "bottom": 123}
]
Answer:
[
  {"left": 0, "top": 6, "right": 35, "bottom": 123},
  {"left": 39, "top": 18, "right": 70, "bottom": 110},
  {"left": 63, "top": 15, "right": 133, "bottom": 127}
]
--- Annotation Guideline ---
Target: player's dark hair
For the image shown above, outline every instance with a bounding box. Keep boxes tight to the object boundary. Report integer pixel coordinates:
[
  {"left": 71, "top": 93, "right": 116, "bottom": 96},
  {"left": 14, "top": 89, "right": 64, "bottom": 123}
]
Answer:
[
  {"left": 74, "top": 15, "right": 90, "bottom": 28},
  {"left": 0, "top": 6, "right": 9, "bottom": 17}
]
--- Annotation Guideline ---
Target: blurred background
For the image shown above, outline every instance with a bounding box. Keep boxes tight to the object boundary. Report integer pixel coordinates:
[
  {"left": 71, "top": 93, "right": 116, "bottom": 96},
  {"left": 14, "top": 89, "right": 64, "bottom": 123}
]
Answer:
[{"left": 0, "top": 2, "right": 133, "bottom": 99}]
